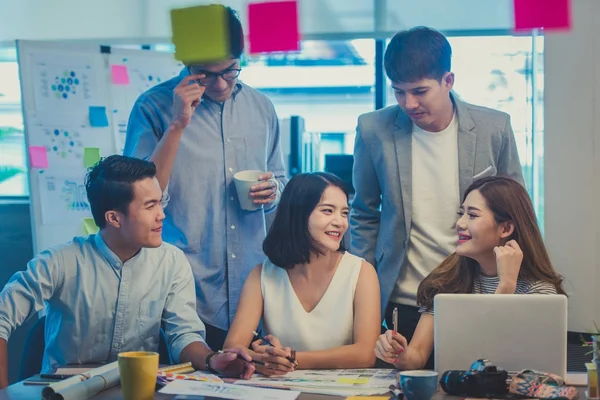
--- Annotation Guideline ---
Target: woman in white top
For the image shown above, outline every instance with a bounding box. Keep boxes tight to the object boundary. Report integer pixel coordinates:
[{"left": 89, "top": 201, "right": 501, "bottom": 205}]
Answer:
[
  {"left": 375, "top": 176, "right": 566, "bottom": 370},
  {"left": 224, "top": 172, "right": 380, "bottom": 375}
]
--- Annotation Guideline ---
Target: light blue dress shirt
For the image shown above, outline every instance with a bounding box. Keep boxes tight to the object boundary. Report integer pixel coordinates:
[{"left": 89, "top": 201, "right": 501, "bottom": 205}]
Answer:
[
  {"left": 124, "top": 70, "right": 288, "bottom": 330},
  {"left": 0, "top": 234, "right": 206, "bottom": 373}
]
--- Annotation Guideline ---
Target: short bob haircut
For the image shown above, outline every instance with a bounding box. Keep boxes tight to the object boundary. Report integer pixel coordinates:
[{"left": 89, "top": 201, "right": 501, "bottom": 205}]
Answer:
[
  {"left": 263, "top": 172, "right": 349, "bottom": 269},
  {"left": 384, "top": 26, "right": 452, "bottom": 83}
]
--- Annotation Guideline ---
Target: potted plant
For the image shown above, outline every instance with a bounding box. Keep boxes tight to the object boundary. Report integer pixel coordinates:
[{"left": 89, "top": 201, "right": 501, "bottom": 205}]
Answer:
[
  {"left": 582, "top": 322, "right": 600, "bottom": 362},
  {"left": 583, "top": 323, "right": 600, "bottom": 396}
]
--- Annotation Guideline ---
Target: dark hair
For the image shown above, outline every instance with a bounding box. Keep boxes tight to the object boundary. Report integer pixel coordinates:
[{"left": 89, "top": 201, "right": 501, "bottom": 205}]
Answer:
[
  {"left": 384, "top": 26, "right": 452, "bottom": 83},
  {"left": 417, "top": 176, "right": 566, "bottom": 310},
  {"left": 263, "top": 172, "right": 349, "bottom": 269},
  {"left": 187, "top": 5, "right": 244, "bottom": 60},
  {"left": 85, "top": 155, "right": 157, "bottom": 229},
  {"left": 224, "top": 6, "right": 244, "bottom": 58}
]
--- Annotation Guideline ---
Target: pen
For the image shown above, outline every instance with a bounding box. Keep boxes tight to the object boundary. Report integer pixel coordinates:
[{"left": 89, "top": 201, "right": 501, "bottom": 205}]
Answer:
[
  {"left": 24, "top": 381, "right": 52, "bottom": 386},
  {"left": 40, "top": 374, "right": 74, "bottom": 380},
  {"left": 252, "top": 330, "right": 274, "bottom": 347},
  {"left": 392, "top": 306, "right": 398, "bottom": 334},
  {"left": 218, "top": 350, "right": 266, "bottom": 366},
  {"left": 252, "top": 330, "right": 298, "bottom": 367}
]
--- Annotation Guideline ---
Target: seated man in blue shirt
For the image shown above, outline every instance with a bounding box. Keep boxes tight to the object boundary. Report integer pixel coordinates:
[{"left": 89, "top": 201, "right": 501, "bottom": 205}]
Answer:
[{"left": 0, "top": 155, "right": 255, "bottom": 388}]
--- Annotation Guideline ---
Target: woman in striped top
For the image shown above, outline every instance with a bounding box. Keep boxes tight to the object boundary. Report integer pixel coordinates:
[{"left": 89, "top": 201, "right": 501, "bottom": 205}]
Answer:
[{"left": 375, "top": 176, "right": 566, "bottom": 370}]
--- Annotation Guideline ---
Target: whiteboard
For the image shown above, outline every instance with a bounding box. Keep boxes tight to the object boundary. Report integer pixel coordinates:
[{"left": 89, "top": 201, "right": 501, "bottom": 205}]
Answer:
[{"left": 17, "top": 41, "right": 183, "bottom": 253}]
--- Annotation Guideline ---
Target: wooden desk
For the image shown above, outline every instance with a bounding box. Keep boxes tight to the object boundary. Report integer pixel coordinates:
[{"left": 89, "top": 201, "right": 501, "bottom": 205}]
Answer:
[{"left": 0, "top": 379, "right": 589, "bottom": 400}]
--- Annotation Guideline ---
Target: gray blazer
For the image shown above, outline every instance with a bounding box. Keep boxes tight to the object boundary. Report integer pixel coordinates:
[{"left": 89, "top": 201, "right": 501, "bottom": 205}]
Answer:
[{"left": 349, "top": 97, "right": 525, "bottom": 315}]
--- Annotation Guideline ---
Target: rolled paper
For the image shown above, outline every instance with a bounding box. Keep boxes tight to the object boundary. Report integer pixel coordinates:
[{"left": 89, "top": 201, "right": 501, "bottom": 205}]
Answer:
[{"left": 42, "top": 362, "right": 120, "bottom": 400}]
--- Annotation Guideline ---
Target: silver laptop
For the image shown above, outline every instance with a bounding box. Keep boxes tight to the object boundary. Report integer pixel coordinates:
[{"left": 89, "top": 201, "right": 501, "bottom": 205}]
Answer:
[{"left": 434, "top": 294, "right": 567, "bottom": 377}]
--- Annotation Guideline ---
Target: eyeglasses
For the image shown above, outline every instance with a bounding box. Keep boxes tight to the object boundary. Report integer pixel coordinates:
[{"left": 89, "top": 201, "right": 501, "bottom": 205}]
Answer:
[{"left": 188, "top": 67, "right": 241, "bottom": 86}]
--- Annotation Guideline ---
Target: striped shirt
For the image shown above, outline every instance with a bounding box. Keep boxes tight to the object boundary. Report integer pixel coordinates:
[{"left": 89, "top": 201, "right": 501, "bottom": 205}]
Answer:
[
  {"left": 421, "top": 274, "right": 558, "bottom": 314},
  {"left": 472, "top": 274, "right": 557, "bottom": 295}
]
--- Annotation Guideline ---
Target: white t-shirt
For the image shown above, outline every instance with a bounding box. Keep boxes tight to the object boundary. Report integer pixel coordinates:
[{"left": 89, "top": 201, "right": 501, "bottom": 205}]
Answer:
[{"left": 391, "top": 114, "right": 460, "bottom": 306}]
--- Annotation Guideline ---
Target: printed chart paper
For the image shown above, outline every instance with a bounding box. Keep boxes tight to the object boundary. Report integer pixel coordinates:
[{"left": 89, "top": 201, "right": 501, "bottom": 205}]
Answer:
[
  {"left": 235, "top": 369, "right": 397, "bottom": 396},
  {"left": 26, "top": 124, "right": 113, "bottom": 168},
  {"left": 38, "top": 174, "right": 92, "bottom": 225},
  {"left": 32, "top": 53, "right": 102, "bottom": 121},
  {"left": 109, "top": 54, "right": 182, "bottom": 153}
]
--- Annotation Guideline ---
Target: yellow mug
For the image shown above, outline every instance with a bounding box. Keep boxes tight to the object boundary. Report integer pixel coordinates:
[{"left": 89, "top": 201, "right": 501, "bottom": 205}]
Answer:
[{"left": 118, "top": 351, "right": 159, "bottom": 400}]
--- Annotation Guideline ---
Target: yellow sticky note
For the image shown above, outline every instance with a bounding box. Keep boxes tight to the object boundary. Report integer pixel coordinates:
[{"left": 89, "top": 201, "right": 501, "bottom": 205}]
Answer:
[
  {"left": 338, "top": 377, "right": 369, "bottom": 384},
  {"left": 171, "top": 4, "right": 230, "bottom": 63},
  {"left": 83, "top": 218, "right": 99, "bottom": 235},
  {"left": 346, "top": 397, "right": 389, "bottom": 400}
]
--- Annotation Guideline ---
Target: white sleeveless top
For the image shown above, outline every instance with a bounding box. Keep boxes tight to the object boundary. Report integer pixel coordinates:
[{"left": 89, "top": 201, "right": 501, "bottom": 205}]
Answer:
[{"left": 261, "top": 251, "right": 363, "bottom": 352}]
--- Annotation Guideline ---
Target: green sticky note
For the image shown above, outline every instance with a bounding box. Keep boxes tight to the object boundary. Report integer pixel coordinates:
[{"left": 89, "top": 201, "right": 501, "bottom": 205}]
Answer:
[
  {"left": 83, "top": 218, "right": 99, "bottom": 235},
  {"left": 171, "top": 4, "right": 230, "bottom": 63},
  {"left": 83, "top": 147, "right": 101, "bottom": 168}
]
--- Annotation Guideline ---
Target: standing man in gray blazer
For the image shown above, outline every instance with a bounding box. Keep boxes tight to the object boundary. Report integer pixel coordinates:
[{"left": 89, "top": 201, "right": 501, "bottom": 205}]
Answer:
[{"left": 350, "top": 27, "right": 524, "bottom": 369}]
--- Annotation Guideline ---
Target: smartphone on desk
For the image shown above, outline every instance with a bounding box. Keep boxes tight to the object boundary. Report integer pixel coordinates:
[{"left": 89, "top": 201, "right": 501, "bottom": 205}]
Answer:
[{"left": 23, "top": 375, "right": 63, "bottom": 386}]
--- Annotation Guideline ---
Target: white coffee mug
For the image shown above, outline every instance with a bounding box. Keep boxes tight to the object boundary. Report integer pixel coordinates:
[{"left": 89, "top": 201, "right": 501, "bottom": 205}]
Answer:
[{"left": 233, "top": 170, "right": 265, "bottom": 211}]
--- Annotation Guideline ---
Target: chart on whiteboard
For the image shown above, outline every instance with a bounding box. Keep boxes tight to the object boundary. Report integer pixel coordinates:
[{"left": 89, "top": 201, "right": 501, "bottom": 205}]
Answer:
[
  {"left": 109, "top": 55, "right": 182, "bottom": 153},
  {"left": 38, "top": 174, "right": 92, "bottom": 225},
  {"left": 27, "top": 124, "right": 113, "bottom": 168},
  {"left": 32, "top": 53, "right": 102, "bottom": 119}
]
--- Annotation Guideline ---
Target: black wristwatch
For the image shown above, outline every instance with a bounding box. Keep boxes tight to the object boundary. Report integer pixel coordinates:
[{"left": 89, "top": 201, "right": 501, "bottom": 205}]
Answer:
[{"left": 205, "top": 351, "right": 219, "bottom": 373}]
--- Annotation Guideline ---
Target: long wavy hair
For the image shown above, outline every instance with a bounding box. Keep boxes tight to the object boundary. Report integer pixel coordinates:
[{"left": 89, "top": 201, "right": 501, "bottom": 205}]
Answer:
[{"left": 416, "top": 176, "right": 566, "bottom": 310}]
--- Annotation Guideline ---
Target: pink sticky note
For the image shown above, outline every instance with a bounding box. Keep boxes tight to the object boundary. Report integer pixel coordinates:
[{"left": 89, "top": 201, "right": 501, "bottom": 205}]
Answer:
[
  {"left": 248, "top": 0, "right": 300, "bottom": 54},
  {"left": 513, "top": 0, "right": 571, "bottom": 32},
  {"left": 29, "top": 146, "right": 49, "bottom": 168},
  {"left": 111, "top": 65, "right": 130, "bottom": 85}
]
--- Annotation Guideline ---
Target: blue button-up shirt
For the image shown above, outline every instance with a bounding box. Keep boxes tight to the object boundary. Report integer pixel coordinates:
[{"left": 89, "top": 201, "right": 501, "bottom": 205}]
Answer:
[
  {"left": 124, "top": 69, "right": 287, "bottom": 330},
  {"left": 0, "top": 234, "right": 205, "bottom": 373}
]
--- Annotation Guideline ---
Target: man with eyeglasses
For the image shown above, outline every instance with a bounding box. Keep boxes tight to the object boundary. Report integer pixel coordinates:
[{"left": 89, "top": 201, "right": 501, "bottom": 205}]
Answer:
[{"left": 124, "top": 5, "right": 287, "bottom": 351}]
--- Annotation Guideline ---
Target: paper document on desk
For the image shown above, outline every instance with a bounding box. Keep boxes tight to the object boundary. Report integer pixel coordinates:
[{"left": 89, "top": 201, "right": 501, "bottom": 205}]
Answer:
[
  {"left": 159, "top": 380, "right": 300, "bottom": 399},
  {"left": 234, "top": 368, "right": 396, "bottom": 396}
]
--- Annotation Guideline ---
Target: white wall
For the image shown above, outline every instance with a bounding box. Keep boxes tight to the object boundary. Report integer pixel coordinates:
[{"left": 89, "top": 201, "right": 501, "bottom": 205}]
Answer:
[
  {"left": 0, "top": 0, "right": 146, "bottom": 42},
  {"left": 544, "top": 0, "right": 600, "bottom": 332},
  {"left": 0, "top": 0, "right": 514, "bottom": 43},
  {"left": 384, "top": 0, "right": 513, "bottom": 33}
]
